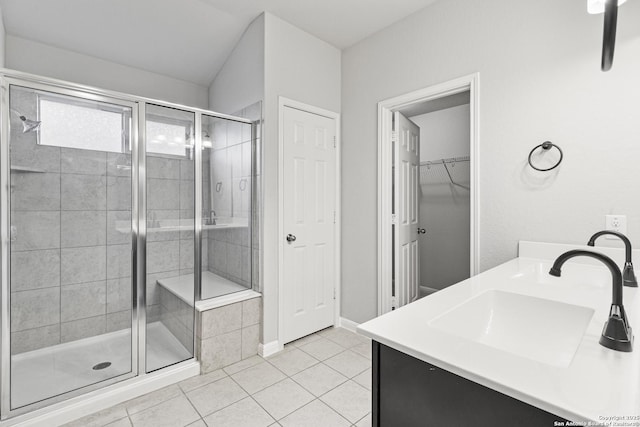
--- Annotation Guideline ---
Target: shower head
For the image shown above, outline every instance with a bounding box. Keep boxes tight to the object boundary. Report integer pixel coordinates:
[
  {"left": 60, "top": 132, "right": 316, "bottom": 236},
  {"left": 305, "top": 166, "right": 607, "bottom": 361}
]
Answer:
[
  {"left": 20, "top": 118, "right": 41, "bottom": 133},
  {"left": 10, "top": 108, "right": 41, "bottom": 133}
]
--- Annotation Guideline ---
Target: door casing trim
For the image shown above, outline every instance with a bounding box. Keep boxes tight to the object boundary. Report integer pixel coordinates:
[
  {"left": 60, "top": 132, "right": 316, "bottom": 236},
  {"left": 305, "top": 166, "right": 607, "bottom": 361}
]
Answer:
[{"left": 377, "top": 73, "right": 480, "bottom": 315}]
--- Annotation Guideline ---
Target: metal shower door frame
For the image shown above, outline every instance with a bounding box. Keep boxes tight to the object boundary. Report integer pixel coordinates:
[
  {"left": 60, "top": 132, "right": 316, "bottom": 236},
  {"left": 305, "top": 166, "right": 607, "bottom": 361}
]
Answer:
[
  {"left": 0, "top": 68, "right": 253, "bottom": 421},
  {"left": 0, "top": 74, "right": 141, "bottom": 418}
]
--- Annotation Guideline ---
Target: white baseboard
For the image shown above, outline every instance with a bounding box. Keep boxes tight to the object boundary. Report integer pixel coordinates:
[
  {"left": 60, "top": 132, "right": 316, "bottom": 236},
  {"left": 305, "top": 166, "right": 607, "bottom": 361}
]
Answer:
[
  {"left": 339, "top": 317, "right": 359, "bottom": 333},
  {"left": 2, "top": 361, "right": 200, "bottom": 427},
  {"left": 259, "top": 340, "right": 281, "bottom": 358}
]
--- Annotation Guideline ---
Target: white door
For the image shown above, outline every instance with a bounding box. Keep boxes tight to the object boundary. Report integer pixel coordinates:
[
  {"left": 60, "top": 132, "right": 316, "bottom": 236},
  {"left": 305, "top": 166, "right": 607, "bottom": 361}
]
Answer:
[
  {"left": 282, "top": 106, "right": 336, "bottom": 343},
  {"left": 394, "top": 111, "right": 420, "bottom": 307}
]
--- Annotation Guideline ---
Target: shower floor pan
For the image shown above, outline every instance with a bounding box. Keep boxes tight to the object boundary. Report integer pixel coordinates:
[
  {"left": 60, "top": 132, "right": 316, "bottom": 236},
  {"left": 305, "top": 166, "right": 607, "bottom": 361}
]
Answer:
[{"left": 11, "top": 321, "right": 191, "bottom": 409}]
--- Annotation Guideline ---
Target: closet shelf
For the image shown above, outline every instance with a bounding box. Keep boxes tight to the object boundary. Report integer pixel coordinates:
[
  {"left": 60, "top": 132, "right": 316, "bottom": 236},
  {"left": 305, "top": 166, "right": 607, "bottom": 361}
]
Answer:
[
  {"left": 420, "top": 155, "right": 470, "bottom": 167},
  {"left": 420, "top": 156, "right": 469, "bottom": 190}
]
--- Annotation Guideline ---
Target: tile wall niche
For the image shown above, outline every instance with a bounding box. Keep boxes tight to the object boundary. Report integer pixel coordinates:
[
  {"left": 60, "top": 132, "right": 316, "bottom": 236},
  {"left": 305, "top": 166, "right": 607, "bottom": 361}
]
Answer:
[{"left": 9, "top": 87, "right": 134, "bottom": 354}]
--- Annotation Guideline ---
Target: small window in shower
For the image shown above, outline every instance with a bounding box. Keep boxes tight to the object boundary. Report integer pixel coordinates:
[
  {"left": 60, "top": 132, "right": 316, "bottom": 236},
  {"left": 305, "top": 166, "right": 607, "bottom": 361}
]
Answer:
[
  {"left": 146, "top": 115, "right": 192, "bottom": 158},
  {"left": 37, "top": 93, "right": 131, "bottom": 153}
]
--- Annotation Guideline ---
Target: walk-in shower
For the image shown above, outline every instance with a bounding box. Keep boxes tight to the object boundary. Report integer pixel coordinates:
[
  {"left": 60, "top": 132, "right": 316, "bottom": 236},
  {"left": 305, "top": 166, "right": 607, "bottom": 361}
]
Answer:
[{"left": 0, "top": 71, "right": 259, "bottom": 421}]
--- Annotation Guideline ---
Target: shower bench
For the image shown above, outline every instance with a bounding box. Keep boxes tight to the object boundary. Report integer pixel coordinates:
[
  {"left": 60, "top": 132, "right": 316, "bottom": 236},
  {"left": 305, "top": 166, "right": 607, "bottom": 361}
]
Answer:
[{"left": 156, "top": 273, "right": 262, "bottom": 373}]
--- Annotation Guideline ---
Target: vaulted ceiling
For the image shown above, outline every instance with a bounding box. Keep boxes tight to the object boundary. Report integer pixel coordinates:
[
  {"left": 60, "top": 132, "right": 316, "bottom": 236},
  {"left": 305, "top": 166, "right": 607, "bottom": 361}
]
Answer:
[{"left": 0, "top": 0, "right": 439, "bottom": 86}]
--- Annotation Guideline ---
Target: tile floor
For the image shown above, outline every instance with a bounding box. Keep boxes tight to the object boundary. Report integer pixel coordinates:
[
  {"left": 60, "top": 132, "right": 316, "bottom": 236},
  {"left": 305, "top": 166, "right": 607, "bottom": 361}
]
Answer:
[{"left": 63, "top": 327, "right": 372, "bottom": 427}]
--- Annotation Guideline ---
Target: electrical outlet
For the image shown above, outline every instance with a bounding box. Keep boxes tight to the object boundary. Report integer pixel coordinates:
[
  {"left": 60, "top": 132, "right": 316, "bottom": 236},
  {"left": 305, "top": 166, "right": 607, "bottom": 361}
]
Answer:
[{"left": 605, "top": 215, "right": 627, "bottom": 238}]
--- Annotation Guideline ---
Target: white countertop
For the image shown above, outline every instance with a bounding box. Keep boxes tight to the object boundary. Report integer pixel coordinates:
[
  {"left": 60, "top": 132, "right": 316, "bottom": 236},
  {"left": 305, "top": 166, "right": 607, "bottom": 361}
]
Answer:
[{"left": 358, "top": 241, "right": 640, "bottom": 423}]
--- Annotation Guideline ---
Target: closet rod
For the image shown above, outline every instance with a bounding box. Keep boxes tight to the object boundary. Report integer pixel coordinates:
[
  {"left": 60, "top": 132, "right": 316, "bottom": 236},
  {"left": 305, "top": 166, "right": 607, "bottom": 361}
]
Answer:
[
  {"left": 420, "top": 155, "right": 470, "bottom": 166},
  {"left": 442, "top": 161, "right": 470, "bottom": 191},
  {"left": 420, "top": 156, "right": 470, "bottom": 190}
]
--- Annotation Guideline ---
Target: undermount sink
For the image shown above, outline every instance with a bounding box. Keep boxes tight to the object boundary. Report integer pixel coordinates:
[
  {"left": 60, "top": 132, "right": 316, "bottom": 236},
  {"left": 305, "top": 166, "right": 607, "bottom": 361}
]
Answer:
[{"left": 429, "top": 290, "right": 595, "bottom": 367}]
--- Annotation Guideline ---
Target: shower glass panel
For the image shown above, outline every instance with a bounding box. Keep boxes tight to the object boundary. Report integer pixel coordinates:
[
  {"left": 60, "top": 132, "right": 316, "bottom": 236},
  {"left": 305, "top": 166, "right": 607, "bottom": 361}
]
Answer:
[
  {"left": 144, "top": 104, "right": 195, "bottom": 372},
  {"left": 201, "top": 115, "right": 252, "bottom": 299},
  {"left": 7, "top": 85, "right": 135, "bottom": 410},
  {"left": 0, "top": 71, "right": 256, "bottom": 421}
]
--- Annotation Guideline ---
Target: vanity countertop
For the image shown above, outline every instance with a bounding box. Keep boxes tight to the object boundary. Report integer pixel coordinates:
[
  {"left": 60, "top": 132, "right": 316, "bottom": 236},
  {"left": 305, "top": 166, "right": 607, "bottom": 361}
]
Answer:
[{"left": 358, "top": 241, "right": 640, "bottom": 423}]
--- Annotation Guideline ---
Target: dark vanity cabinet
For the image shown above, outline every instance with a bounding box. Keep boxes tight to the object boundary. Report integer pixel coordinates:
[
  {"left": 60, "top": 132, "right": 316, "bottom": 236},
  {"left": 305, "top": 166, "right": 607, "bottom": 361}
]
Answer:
[{"left": 372, "top": 342, "right": 569, "bottom": 427}]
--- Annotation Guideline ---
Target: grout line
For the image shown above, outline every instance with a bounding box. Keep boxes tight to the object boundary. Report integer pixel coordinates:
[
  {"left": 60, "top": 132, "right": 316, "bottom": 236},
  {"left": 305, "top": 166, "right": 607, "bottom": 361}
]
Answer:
[
  {"left": 285, "top": 397, "right": 353, "bottom": 426},
  {"left": 295, "top": 339, "right": 347, "bottom": 362},
  {"left": 124, "top": 384, "right": 184, "bottom": 418},
  {"left": 288, "top": 362, "right": 349, "bottom": 398},
  {"left": 353, "top": 412, "right": 372, "bottom": 426},
  {"left": 177, "top": 371, "right": 229, "bottom": 395},
  {"left": 237, "top": 375, "right": 296, "bottom": 422},
  {"left": 245, "top": 395, "right": 277, "bottom": 426},
  {"left": 187, "top": 375, "right": 247, "bottom": 419},
  {"left": 180, "top": 388, "right": 206, "bottom": 425}
]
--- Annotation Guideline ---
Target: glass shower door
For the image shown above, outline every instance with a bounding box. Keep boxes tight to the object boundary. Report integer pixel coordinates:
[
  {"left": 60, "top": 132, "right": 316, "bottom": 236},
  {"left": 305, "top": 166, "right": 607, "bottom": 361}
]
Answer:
[
  {"left": 200, "top": 114, "right": 253, "bottom": 300},
  {"left": 144, "top": 104, "right": 195, "bottom": 372},
  {"left": 5, "top": 83, "right": 136, "bottom": 411}
]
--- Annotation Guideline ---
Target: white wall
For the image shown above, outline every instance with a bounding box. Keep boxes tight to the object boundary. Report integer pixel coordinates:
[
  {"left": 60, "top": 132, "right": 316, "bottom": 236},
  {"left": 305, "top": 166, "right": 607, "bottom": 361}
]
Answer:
[
  {"left": 411, "top": 105, "right": 470, "bottom": 290},
  {"left": 6, "top": 36, "right": 208, "bottom": 108},
  {"left": 413, "top": 104, "right": 470, "bottom": 162},
  {"left": 342, "top": 0, "right": 640, "bottom": 323},
  {"left": 262, "top": 13, "right": 341, "bottom": 346},
  {"left": 209, "top": 12, "right": 341, "bottom": 347},
  {"left": 209, "top": 14, "right": 265, "bottom": 114}
]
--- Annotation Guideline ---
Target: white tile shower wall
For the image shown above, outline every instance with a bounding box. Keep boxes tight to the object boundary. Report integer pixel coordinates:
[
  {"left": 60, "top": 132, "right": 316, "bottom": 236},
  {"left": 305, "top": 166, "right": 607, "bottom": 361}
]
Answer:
[
  {"left": 204, "top": 101, "right": 261, "bottom": 292},
  {"left": 8, "top": 84, "right": 132, "bottom": 354},
  {"left": 145, "top": 155, "right": 200, "bottom": 324},
  {"left": 8, "top": 89, "right": 201, "bottom": 354},
  {"left": 209, "top": 121, "right": 251, "bottom": 220},
  {"left": 197, "top": 297, "right": 261, "bottom": 373},
  {"left": 9, "top": 96, "right": 133, "bottom": 354},
  {"left": 159, "top": 286, "right": 194, "bottom": 352}
]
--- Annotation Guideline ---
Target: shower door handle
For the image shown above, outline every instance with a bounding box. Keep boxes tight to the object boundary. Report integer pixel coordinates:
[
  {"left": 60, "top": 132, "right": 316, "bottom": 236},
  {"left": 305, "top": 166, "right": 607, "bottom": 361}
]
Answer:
[
  {"left": 417, "top": 228, "right": 426, "bottom": 235},
  {"left": 286, "top": 234, "right": 297, "bottom": 243}
]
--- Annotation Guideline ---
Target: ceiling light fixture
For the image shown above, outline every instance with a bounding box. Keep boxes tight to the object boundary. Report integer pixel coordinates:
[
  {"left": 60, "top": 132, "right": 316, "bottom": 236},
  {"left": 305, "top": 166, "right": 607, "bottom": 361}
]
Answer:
[
  {"left": 588, "top": 0, "right": 627, "bottom": 71},
  {"left": 587, "top": 0, "right": 627, "bottom": 14}
]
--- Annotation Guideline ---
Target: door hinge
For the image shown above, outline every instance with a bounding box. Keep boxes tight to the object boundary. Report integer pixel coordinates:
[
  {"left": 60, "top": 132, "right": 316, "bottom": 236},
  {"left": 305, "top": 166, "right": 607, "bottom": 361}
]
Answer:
[
  {"left": 391, "top": 214, "right": 397, "bottom": 225},
  {"left": 333, "top": 211, "right": 336, "bottom": 224},
  {"left": 333, "top": 288, "right": 336, "bottom": 300},
  {"left": 391, "top": 131, "right": 398, "bottom": 143},
  {"left": 391, "top": 296, "right": 397, "bottom": 310},
  {"left": 333, "top": 135, "right": 337, "bottom": 148}
]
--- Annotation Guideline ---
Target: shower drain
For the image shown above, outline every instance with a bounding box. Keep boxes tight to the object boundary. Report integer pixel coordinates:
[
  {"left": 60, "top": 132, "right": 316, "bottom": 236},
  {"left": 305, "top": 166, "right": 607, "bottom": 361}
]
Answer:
[{"left": 92, "top": 362, "right": 112, "bottom": 370}]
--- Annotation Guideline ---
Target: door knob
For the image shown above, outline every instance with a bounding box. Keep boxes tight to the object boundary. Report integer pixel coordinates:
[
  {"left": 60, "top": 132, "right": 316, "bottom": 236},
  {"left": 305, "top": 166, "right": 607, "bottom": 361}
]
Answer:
[
  {"left": 417, "top": 228, "right": 426, "bottom": 234},
  {"left": 286, "top": 234, "right": 297, "bottom": 243}
]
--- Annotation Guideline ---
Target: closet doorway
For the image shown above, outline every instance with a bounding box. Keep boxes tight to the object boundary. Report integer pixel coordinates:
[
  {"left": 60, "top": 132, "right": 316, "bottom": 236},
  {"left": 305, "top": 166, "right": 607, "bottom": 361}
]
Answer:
[{"left": 377, "top": 75, "right": 479, "bottom": 315}]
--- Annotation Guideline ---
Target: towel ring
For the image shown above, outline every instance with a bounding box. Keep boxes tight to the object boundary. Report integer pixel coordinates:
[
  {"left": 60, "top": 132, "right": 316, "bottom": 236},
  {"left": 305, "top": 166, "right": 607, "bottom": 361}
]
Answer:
[{"left": 528, "top": 141, "right": 563, "bottom": 172}]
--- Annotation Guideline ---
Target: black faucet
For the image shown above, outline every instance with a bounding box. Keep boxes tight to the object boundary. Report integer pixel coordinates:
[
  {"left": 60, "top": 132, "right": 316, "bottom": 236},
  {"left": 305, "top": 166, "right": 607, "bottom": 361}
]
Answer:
[
  {"left": 587, "top": 230, "right": 638, "bottom": 288},
  {"left": 549, "top": 249, "right": 633, "bottom": 352}
]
